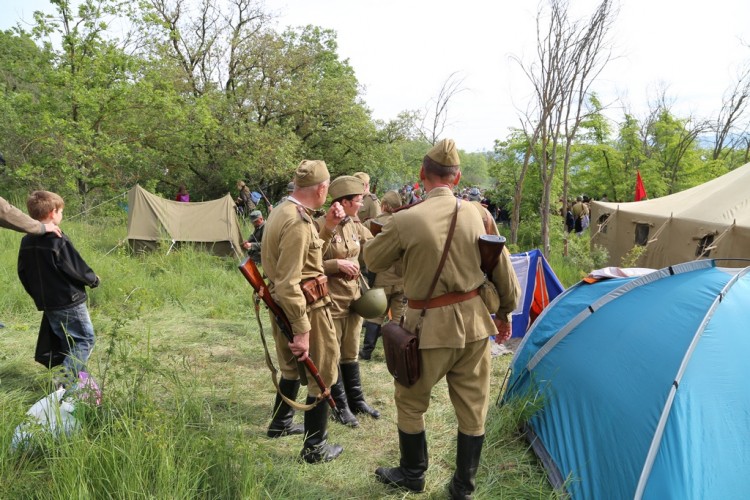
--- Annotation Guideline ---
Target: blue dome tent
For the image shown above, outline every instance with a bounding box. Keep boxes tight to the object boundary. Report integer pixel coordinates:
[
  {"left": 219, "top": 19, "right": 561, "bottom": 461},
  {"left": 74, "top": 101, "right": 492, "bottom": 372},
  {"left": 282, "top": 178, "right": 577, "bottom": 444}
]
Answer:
[{"left": 503, "top": 260, "right": 750, "bottom": 499}]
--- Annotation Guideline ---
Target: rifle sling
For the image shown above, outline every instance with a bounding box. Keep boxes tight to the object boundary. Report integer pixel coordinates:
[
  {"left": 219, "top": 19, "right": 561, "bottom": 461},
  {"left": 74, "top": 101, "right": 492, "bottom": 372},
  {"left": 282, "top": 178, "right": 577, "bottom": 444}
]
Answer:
[{"left": 253, "top": 297, "right": 324, "bottom": 412}]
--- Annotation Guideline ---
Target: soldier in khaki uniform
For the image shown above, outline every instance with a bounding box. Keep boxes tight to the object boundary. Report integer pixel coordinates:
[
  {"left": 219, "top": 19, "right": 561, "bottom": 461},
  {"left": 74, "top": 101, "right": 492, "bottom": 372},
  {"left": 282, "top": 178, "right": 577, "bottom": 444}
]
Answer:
[
  {"left": 314, "top": 175, "right": 380, "bottom": 428},
  {"left": 353, "top": 171, "right": 381, "bottom": 222},
  {"left": 359, "top": 190, "right": 406, "bottom": 360},
  {"left": 261, "top": 160, "right": 347, "bottom": 464},
  {"left": 364, "top": 139, "right": 521, "bottom": 498}
]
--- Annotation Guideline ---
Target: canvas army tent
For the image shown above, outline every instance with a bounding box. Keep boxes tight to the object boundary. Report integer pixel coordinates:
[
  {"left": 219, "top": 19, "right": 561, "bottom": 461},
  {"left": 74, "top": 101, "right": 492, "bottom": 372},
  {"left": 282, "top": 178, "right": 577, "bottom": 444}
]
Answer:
[
  {"left": 590, "top": 162, "right": 750, "bottom": 268},
  {"left": 127, "top": 184, "right": 244, "bottom": 258},
  {"left": 509, "top": 249, "right": 564, "bottom": 338},
  {"left": 503, "top": 260, "right": 750, "bottom": 499}
]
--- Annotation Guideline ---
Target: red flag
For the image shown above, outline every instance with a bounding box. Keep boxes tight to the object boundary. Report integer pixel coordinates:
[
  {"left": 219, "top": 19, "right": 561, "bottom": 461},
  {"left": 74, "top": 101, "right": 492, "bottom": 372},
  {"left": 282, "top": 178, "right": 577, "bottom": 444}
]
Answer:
[
  {"left": 634, "top": 170, "right": 647, "bottom": 201},
  {"left": 413, "top": 182, "right": 420, "bottom": 190}
]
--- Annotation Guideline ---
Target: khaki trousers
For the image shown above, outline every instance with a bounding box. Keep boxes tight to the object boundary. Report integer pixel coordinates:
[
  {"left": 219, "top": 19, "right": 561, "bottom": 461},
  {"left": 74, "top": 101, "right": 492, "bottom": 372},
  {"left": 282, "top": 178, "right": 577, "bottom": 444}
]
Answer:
[
  {"left": 272, "top": 304, "right": 339, "bottom": 398},
  {"left": 332, "top": 313, "right": 363, "bottom": 364},
  {"left": 394, "top": 338, "right": 491, "bottom": 436}
]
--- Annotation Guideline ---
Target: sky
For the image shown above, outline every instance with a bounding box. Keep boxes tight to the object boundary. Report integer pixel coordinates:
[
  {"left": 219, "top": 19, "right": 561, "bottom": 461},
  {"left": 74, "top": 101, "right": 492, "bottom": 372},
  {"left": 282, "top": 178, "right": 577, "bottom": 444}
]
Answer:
[{"left": 3, "top": 0, "right": 750, "bottom": 152}]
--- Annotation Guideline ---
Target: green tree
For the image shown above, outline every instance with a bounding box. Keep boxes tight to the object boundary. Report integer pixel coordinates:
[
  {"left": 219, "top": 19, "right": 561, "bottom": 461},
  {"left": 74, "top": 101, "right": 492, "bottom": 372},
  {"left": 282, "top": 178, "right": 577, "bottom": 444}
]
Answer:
[
  {"left": 0, "top": 29, "right": 55, "bottom": 192},
  {"left": 26, "top": 0, "right": 140, "bottom": 206}
]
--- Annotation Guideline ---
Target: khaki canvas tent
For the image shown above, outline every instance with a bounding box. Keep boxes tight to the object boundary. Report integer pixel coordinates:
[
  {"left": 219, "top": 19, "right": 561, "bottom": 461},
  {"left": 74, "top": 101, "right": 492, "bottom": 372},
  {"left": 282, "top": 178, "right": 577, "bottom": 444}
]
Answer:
[
  {"left": 127, "top": 184, "right": 244, "bottom": 258},
  {"left": 590, "top": 162, "right": 750, "bottom": 268}
]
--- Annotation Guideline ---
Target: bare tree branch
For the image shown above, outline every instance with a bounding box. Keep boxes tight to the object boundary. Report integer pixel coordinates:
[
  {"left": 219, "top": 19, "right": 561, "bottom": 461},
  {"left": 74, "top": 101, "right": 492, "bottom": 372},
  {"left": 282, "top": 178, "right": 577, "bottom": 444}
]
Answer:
[
  {"left": 418, "top": 72, "right": 466, "bottom": 145},
  {"left": 712, "top": 62, "right": 750, "bottom": 160}
]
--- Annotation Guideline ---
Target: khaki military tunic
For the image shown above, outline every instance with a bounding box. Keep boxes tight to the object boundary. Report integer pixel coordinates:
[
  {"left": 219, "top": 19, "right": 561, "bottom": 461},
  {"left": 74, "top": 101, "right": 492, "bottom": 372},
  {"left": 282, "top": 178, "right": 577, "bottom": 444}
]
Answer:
[
  {"left": 357, "top": 193, "right": 381, "bottom": 222},
  {"left": 364, "top": 187, "right": 521, "bottom": 434},
  {"left": 364, "top": 212, "right": 405, "bottom": 326},
  {"left": 261, "top": 198, "right": 339, "bottom": 395},
  {"left": 314, "top": 215, "right": 373, "bottom": 362}
]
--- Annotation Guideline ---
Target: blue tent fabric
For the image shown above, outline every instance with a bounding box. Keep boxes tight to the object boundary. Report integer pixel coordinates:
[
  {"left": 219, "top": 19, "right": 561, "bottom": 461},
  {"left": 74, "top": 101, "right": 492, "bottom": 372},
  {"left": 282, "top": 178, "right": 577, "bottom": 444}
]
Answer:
[
  {"left": 503, "top": 260, "right": 750, "bottom": 500},
  {"left": 510, "top": 249, "right": 565, "bottom": 338}
]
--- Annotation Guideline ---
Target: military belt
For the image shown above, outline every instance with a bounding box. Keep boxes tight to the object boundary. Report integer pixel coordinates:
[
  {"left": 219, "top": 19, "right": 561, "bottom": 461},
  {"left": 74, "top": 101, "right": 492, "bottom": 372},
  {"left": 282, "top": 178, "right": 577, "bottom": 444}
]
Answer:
[{"left": 407, "top": 288, "right": 480, "bottom": 310}]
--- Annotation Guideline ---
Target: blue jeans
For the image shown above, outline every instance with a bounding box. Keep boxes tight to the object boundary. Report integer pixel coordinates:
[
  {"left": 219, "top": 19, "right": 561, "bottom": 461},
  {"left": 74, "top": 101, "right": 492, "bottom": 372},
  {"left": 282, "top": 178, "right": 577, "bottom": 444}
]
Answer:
[{"left": 45, "top": 302, "right": 96, "bottom": 377}]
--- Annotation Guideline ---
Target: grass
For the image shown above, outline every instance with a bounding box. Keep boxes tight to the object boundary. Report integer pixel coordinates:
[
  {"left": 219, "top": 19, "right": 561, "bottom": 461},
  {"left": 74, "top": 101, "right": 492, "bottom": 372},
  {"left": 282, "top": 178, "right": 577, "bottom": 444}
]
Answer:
[{"left": 0, "top": 215, "right": 564, "bottom": 499}]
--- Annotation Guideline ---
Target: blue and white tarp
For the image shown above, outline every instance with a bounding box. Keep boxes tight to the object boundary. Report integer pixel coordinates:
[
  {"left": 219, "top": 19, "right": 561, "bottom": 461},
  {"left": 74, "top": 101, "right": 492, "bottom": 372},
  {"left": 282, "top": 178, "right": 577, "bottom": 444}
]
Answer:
[{"left": 510, "top": 249, "right": 564, "bottom": 338}]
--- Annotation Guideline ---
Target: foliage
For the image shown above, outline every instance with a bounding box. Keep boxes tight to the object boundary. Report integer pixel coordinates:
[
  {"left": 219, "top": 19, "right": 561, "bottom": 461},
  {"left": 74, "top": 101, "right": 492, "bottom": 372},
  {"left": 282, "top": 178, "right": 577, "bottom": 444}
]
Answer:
[
  {"left": 0, "top": 2, "right": 400, "bottom": 207},
  {"left": 620, "top": 244, "right": 648, "bottom": 268},
  {"left": 0, "top": 0, "right": 747, "bottom": 270},
  {"left": 565, "top": 232, "right": 609, "bottom": 277}
]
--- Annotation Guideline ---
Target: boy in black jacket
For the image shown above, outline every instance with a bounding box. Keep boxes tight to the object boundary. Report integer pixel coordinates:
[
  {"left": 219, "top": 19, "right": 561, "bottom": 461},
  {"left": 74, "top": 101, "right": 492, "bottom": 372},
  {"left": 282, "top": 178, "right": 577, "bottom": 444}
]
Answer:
[{"left": 17, "top": 191, "right": 100, "bottom": 382}]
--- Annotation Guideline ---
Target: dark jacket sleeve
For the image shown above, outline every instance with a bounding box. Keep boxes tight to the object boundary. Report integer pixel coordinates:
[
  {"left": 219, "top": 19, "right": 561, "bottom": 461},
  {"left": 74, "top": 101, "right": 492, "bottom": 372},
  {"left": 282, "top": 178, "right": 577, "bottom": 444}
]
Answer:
[
  {"left": 57, "top": 238, "right": 99, "bottom": 288},
  {"left": 17, "top": 235, "right": 33, "bottom": 296}
]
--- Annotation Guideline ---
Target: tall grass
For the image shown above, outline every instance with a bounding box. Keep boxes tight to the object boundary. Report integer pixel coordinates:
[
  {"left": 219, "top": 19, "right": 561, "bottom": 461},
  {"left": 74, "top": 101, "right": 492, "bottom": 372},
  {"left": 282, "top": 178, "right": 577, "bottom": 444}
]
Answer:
[{"left": 1, "top": 216, "right": 560, "bottom": 499}]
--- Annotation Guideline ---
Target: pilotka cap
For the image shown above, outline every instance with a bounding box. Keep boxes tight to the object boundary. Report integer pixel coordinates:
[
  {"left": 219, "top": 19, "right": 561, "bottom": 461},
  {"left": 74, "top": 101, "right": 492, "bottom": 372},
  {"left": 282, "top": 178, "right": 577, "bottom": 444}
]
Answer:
[
  {"left": 381, "top": 190, "right": 402, "bottom": 209},
  {"left": 328, "top": 175, "right": 365, "bottom": 201},
  {"left": 294, "top": 160, "right": 330, "bottom": 187},
  {"left": 425, "top": 138, "right": 460, "bottom": 168},
  {"left": 353, "top": 171, "right": 370, "bottom": 184}
]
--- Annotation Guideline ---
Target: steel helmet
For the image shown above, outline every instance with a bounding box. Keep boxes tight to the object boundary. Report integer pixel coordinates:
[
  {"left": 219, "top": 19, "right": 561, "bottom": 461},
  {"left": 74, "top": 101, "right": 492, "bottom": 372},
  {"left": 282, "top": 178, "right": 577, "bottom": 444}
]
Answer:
[{"left": 350, "top": 287, "right": 388, "bottom": 319}]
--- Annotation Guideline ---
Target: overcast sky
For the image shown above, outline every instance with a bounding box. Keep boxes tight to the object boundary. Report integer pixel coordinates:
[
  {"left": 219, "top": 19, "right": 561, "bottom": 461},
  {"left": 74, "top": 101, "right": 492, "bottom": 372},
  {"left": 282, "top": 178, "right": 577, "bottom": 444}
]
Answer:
[{"left": 3, "top": 0, "right": 750, "bottom": 152}]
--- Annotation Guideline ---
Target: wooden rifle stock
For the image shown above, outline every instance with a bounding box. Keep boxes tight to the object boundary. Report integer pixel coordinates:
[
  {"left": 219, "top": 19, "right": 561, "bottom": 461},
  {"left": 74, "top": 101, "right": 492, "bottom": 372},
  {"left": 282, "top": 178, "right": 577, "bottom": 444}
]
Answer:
[
  {"left": 369, "top": 219, "right": 384, "bottom": 237},
  {"left": 478, "top": 235, "right": 506, "bottom": 275},
  {"left": 238, "top": 257, "right": 339, "bottom": 416}
]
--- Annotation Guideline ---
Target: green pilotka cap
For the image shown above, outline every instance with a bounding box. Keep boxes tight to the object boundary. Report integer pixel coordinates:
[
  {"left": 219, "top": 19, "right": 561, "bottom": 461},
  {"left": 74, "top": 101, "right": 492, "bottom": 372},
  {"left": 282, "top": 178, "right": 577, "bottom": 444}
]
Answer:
[{"left": 328, "top": 175, "right": 364, "bottom": 201}]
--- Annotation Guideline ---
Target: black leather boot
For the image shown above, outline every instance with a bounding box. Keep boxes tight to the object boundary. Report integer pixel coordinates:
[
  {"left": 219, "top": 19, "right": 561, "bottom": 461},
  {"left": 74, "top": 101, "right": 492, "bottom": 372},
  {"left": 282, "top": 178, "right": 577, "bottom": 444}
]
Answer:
[
  {"left": 359, "top": 322, "right": 381, "bottom": 360},
  {"left": 341, "top": 362, "right": 380, "bottom": 419},
  {"left": 448, "top": 432, "right": 485, "bottom": 499},
  {"left": 329, "top": 373, "right": 359, "bottom": 427},
  {"left": 266, "top": 378, "right": 304, "bottom": 438},
  {"left": 300, "top": 396, "right": 344, "bottom": 464},
  {"left": 375, "top": 429, "right": 427, "bottom": 492}
]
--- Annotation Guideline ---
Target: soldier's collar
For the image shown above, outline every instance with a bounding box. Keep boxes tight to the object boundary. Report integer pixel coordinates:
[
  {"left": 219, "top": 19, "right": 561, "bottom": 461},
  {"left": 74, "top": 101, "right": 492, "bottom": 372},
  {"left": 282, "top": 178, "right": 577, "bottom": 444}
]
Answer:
[
  {"left": 425, "top": 186, "right": 455, "bottom": 198},
  {"left": 287, "top": 195, "right": 317, "bottom": 214}
]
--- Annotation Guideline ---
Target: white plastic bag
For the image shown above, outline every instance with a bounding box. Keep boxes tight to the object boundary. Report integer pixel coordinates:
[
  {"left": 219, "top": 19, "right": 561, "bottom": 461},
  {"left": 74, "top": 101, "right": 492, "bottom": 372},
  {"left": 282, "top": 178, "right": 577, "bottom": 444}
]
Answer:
[{"left": 11, "top": 388, "right": 79, "bottom": 452}]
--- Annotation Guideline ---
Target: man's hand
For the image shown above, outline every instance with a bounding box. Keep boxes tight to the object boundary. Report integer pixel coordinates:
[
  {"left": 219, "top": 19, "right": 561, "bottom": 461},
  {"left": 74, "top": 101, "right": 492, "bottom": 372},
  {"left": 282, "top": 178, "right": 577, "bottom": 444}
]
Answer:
[
  {"left": 337, "top": 259, "right": 359, "bottom": 280},
  {"left": 241, "top": 241, "right": 251, "bottom": 250},
  {"left": 493, "top": 317, "right": 512, "bottom": 344},
  {"left": 289, "top": 331, "right": 310, "bottom": 361},
  {"left": 324, "top": 201, "right": 346, "bottom": 231},
  {"left": 44, "top": 223, "right": 62, "bottom": 237}
]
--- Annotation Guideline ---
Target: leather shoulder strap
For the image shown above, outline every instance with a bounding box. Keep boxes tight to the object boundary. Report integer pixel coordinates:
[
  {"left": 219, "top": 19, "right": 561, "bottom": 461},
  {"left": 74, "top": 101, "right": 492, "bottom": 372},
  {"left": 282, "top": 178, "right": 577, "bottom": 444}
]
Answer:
[{"left": 419, "top": 198, "right": 461, "bottom": 323}]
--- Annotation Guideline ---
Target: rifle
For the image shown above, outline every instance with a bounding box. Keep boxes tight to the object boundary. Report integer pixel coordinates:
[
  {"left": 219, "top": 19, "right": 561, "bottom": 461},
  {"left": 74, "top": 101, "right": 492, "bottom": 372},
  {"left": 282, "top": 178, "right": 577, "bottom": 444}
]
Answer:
[
  {"left": 257, "top": 187, "right": 272, "bottom": 208},
  {"left": 478, "top": 234, "right": 506, "bottom": 275},
  {"left": 238, "top": 257, "right": 340, "bottom": 418}
]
